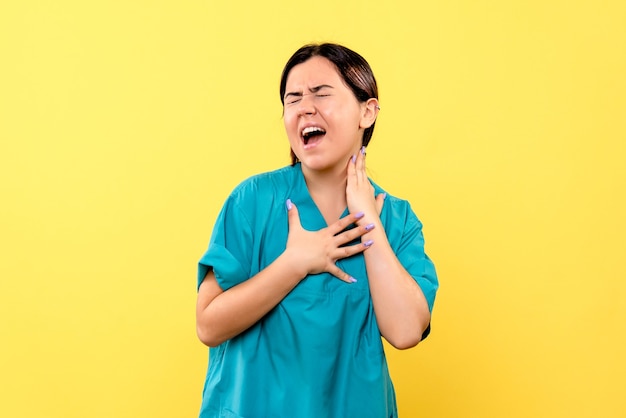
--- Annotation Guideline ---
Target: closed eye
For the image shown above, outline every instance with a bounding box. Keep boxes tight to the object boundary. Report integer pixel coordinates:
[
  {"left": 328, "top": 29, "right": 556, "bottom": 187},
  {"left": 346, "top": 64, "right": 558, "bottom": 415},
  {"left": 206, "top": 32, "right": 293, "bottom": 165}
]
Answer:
[
  {"left": 284, "top": 85, "right": 333, "bottom": 105},
  {"left": 285, "top": 94, "right": 329, "bottom": 106},
  {"left": 284, "top": 93, "right": 302, "bottom": 105}
]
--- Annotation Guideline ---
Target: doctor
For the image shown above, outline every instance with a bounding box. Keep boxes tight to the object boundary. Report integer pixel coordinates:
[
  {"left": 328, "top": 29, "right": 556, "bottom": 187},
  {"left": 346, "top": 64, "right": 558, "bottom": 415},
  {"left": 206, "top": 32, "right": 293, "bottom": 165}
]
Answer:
[{"left": 196, "top": 43, "right": 438, "bottom": 418}]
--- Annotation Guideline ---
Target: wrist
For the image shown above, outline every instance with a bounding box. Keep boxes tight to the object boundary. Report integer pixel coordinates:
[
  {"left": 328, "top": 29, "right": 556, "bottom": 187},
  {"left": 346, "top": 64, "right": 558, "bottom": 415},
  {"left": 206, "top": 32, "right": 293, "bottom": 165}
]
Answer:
[
  {"left": 361, "top": 218, "right": 385, "bottom": 242},
  {"left": 355, "top": 212, "right": 381, "bottom": 228},
  {"left": 278, "top": 248, "right": 309, "bottom": 282}
]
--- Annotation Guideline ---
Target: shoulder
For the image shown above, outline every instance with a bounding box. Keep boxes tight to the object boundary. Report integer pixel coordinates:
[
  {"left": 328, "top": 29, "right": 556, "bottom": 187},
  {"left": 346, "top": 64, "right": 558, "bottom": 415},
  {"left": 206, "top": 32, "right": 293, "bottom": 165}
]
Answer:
[
  {"left": 370, "top": 179, "right": 422, "bottom": 228},
  {"left": 224, "top": 165, "right": 298, "bottom": 210},
  {"left": 230, "top": 166, "right": 295, "bottom": 196}
]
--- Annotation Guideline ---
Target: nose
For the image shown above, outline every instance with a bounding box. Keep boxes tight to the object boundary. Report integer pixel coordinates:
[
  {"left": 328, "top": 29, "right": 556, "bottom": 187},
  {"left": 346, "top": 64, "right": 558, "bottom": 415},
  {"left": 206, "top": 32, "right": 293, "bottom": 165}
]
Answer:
[{"left": 296, "top": 94, "right": 317, "bottom": 117}]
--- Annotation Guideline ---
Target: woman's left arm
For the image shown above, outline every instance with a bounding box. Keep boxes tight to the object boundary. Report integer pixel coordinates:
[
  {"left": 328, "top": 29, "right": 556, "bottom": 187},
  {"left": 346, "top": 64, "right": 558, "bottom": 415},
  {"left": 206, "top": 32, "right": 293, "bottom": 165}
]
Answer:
[{"left": 347, "top": 148, "right": 432, "bottom": 349}]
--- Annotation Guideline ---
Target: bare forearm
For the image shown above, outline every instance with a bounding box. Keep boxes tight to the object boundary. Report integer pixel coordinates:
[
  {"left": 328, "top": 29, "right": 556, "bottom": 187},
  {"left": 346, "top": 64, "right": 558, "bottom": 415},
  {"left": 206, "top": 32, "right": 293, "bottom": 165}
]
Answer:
[
  {"left": 196, "top": 252, "right": 303, "bottom": 347},
  {"left": 363, "top": 224, "right": 431, "bottom": 349}
]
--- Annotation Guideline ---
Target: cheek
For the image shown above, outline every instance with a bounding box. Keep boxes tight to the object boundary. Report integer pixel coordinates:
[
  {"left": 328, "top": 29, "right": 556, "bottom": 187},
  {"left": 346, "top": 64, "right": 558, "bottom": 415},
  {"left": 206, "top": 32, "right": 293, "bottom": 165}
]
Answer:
[
  {"left": 322, "top": 102, "right": 355, "bottom": 122},
  {"left": 283, "top": 115, "right": 299, "bottom": 141},
  {"left": 283, "top": 109, "right": 298, "bottom": 125},
  {"left": 282, "top": 113, "right": 293, "bottom": 130},
  {"left": 324, "top": 109, "right": 357, "bottom": 132}
]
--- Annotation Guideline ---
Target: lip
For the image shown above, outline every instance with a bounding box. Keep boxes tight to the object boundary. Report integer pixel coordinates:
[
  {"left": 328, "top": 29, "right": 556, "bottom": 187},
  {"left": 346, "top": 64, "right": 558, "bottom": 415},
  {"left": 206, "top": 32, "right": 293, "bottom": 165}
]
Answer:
[
  {"left": 299, "top": 122, "right": 326, "bottom": 138},
  {"left": 302, "top": 136, "right": 323, "bottom": 150},
  {"left": 299, "top": 122, "right": 326, "bottom": 151}
]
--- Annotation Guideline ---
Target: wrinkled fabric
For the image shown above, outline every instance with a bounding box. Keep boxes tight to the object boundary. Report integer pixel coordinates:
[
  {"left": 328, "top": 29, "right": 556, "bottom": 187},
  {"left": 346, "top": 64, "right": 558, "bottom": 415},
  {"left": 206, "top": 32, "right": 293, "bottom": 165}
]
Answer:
[{"left": 198, "top": 164, "right": 438, "bottom": 418}]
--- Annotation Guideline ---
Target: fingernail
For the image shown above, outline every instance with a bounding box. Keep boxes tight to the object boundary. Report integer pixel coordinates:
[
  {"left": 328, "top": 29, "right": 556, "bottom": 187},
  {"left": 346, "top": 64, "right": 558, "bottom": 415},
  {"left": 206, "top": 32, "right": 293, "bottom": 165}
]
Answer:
[
  {"left": 361, "top": 146, "right": 366, "bottom": 155},
  {"left": 286, "top": 199, "right": 293, "bottom": 210},
  {"left": 382, "top": 192, "right": 387, "bottom": 200},
  {"left": 363, "top": 239, "right": 374, "bottom": 247},
  {"left": 351, "top": 154, "right": 357, "bottom": 163},
  {"left": 349, "top": 277, "right": 357, "bottom": 283},
  {"left": 365, "top": 223, "right": 375, "bottom": 231},
  {"left": 355, "top": 211, "right": 364, "bottom": 219}
]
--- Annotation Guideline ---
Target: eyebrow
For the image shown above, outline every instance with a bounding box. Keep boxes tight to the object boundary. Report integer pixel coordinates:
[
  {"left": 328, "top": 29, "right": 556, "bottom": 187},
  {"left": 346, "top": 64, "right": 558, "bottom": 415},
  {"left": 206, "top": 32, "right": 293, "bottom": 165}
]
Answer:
[{"left": 284, "top": 84, "right": 334, "bottom": 100}]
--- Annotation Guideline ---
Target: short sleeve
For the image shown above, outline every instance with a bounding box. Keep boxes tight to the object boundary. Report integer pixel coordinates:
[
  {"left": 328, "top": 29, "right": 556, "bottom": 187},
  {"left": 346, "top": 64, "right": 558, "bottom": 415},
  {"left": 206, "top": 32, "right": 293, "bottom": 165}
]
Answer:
[
  {"left": 394, "top": 206, "right": 439, "bottom": 339},
  {"left": 197, "top": 195, "right": 253, "bottom": 291},
  {"left": 397, "top": 210, "right": 438, "bottom": 311}
]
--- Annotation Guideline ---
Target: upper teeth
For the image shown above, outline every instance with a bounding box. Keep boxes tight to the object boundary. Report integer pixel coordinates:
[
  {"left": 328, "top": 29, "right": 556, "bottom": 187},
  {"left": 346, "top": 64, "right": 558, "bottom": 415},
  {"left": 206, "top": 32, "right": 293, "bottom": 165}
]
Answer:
[{"left": 302, "top": 127, "right": 325, "bottom": 135}]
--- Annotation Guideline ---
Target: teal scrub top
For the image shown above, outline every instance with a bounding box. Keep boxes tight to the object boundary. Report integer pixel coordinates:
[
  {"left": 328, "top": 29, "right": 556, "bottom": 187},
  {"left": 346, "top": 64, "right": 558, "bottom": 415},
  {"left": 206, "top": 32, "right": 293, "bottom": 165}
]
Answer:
[{"left": 197, "top": 164, "right": 438, "bottom": 418}]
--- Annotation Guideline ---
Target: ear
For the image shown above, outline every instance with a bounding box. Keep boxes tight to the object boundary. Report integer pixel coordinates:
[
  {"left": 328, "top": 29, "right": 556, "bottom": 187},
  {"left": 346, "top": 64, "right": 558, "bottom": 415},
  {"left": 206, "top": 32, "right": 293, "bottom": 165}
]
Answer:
[{"left": 359, "top": 98, "right": 380, "bottom": 129}]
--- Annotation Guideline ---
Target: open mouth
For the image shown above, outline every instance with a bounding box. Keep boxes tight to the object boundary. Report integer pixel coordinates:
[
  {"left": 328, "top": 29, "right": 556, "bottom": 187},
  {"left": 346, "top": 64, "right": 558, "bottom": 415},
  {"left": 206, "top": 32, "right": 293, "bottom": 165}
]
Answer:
[{"left": 301, "top": 126, "right": 326, "bottom": 146}]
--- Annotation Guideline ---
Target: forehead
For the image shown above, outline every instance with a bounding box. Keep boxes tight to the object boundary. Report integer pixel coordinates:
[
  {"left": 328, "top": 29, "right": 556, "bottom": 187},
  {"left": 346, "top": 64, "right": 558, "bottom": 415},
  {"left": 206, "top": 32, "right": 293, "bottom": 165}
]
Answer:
[{"left": 284, "top": 56, "right": 344, "bottom": 89}]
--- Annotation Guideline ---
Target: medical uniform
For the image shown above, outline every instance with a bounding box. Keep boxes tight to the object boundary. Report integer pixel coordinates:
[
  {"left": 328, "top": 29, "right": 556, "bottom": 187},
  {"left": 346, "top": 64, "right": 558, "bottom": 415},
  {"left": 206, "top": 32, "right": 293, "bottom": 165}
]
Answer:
[{"left": 197, "top": 163, "right": 438, "bottom": 418}]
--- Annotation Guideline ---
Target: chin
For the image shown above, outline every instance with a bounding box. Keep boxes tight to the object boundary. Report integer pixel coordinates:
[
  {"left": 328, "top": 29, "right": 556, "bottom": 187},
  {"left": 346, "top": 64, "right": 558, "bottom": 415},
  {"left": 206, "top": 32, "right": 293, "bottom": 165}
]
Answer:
[{"left": 299, "top": 156, "right": 343, "bottom": 173}]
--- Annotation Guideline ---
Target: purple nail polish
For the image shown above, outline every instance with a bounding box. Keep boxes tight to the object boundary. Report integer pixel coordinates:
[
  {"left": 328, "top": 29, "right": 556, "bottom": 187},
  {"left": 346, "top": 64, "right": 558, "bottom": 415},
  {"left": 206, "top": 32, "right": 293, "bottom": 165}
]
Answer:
[
  {"left": 365, "top": 223, "right": 375, "bottom": 232},
  {"left": 349, "top": 277, "right": 357, "bottom": 283},
  {"left": 286, "top": 199, "right": 293, "bottom": 210},
  {"left": 363, "top": 239, "right": 374, "bottom": 247},
  {"left": 382, "top": 192, "right": 387, "bottom": 199},
  {"left": 360, "top": 146, "right": 366, "bottom": 155},
  {"left": 351, "top": 154, "right": 357, "bottom": 163},
  {"left": 354, "top": 211, "right": 365, "bottom": 219}
]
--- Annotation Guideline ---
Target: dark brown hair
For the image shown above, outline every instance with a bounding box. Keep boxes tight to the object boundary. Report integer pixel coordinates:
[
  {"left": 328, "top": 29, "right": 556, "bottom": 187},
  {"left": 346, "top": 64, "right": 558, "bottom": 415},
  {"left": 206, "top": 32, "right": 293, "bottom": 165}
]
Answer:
[{"left": 280, "top": 43, "right": 379, "bottom": 165}]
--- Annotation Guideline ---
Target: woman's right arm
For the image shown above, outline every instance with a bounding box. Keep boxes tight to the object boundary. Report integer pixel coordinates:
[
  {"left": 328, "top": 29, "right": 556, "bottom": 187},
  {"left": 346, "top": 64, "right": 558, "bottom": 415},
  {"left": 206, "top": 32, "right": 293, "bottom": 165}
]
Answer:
[
  {"left": 196, "top": 202, "right": 374, "bottom": 347},
  {"left": 196, "top": 251, "right": 305, "bottom": 347}
]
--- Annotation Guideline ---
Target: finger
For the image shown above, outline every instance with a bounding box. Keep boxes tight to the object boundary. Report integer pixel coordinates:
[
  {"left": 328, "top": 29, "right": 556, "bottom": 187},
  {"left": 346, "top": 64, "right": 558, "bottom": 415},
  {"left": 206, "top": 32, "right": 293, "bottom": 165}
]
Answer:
[
  {"left": 334, "top": 222, "right": 375, "bottom": 246},
  {"left": 327, "top": 211, "right": 365, "bottom": 235},
  {"left": 332, "top": 239, "right": 374, "bottom": 260},
  {"left": 327, "top": 263, "right": 357, "bottom": 284},
  {"left": 286, "top": 199, "right": 302, "bottom": 231},
  {"left": 356, "top": 146, "right": 366, "bottom": 181},
  {"left": 375, "top": 192, "right": 386, "bottom": 215},
  {"left": 346, "top": 153, "right": 357, "bottom": 182}
]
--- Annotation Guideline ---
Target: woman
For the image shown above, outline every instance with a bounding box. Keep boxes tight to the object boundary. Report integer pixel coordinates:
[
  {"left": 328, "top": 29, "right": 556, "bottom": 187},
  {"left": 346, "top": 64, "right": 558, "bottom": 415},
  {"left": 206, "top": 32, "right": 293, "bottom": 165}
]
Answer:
[{"left": 196, "top": 43, "right": 438, "bottom": 417}]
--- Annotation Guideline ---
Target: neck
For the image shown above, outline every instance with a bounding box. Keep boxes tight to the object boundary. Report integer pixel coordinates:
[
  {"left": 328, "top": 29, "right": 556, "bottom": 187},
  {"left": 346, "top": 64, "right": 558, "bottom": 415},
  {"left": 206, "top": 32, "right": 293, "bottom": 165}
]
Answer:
[
  {"left": 301, "top": 163, "right": 348, "bottom": 223},
  {"left": 301, "top": 163, "right": 347, "bottom": 196}
]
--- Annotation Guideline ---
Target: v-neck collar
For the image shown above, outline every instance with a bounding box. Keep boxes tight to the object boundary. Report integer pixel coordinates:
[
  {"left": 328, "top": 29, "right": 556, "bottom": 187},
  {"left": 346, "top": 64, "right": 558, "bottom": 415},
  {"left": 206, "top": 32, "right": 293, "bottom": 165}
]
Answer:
[{"left": 291, "top": 163, "right": 349, "bottom": 229}]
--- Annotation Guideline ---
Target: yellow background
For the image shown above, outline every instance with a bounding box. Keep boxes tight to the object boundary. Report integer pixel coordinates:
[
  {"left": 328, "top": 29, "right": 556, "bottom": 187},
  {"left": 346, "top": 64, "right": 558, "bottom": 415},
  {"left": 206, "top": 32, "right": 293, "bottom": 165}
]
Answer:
[{"left": 1, "top": 1, "right": 625, "bottom": 417}]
